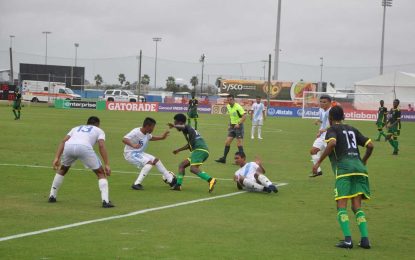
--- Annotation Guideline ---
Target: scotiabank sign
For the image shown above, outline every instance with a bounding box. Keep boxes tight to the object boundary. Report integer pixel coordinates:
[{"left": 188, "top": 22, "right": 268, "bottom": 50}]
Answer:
[
  {"left": 343, "top": 109, "right": 377, "bottom": 121},
  {"left": 106, "top": 102, "right": 158, "bottom": 112}
]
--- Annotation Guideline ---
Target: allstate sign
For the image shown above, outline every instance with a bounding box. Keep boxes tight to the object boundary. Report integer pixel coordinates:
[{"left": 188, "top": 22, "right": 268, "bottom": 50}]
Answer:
[{"left": 267, "top": 107, "right": 299, "bottom": 117}]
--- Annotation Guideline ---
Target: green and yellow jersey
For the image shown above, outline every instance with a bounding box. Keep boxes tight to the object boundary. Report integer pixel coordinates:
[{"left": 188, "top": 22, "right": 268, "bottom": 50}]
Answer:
[
  {"left": 387, "top": 108, "right": 401, "bottom": 132},
  {"left": 377, "top": 106, "right": 388, "bottom": 124},
  {"left": 181, "top": 125, "right": 208, "bottom": 152}
]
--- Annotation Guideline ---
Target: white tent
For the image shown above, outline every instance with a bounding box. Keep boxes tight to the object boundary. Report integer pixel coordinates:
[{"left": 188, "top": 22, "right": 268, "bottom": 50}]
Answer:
[{"left": 353, "top": 72, "right": 415, "bottom": 110}]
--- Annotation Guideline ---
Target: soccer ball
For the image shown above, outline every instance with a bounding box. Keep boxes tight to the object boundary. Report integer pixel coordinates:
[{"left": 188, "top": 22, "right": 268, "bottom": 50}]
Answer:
[{"left": 162, "top": 171, "right": 176, "bottom": 184}]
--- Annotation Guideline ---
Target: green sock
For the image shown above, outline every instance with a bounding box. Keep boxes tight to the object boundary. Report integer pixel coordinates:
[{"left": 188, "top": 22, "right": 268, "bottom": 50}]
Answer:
[
  {"left": 394, "top": 140, "right": 399, "bottom": 151},
  {"left": 388, "top": 139, "right": 395, "bottom": 149},
  {"left": 376, "top": 130, "right": 382, "bottom": 140},
  {"left": 337, "top": 208, "right": 351, "bottom": 237},
  {"left": 177, "top": 172, "right": 184, "bottom": 185},
  {"left": 194, "top": 119, "right": 198, "bottom": 130},
  {"left": 198, "top": 172, "right": 211, "bottom": 182},
  {"left": 380, "top": 131, "right": 386, "bottom": 138},
  {"left": 13, "top": 110, "right": 17, "bottom": 118},
  {"left": 187, "top": 118, "right": 191, "bottom": 126},
  {"left": 355, "top": 209, "right": 369, "bottom": 238},
  {"left": 17, "top": 111, "right": 21, "bottom": 119}
]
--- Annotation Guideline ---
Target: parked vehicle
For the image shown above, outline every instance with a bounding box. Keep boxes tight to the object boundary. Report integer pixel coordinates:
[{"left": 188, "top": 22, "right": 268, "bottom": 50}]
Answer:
[
  {"left": 104, "top": 89, "right": 145, "bottom": 102},
  {"left": 21, "top": 80, "right": 81, "bottom": 102}
]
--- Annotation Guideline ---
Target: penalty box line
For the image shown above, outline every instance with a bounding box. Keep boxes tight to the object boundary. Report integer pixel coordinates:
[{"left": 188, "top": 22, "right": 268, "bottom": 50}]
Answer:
[{"left": 0, "top": 183, "right": 288, "bottom": 243}]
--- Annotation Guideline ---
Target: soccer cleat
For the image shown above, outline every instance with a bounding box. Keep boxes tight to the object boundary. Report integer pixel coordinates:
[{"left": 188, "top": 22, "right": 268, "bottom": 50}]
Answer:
[
  {"left": 258, "top": 137, "right": 263, "bottom": 140},
  {"left": 263, "top": 186, "right": 272, "bottom": 193},
  {"left": 102, "top": 201, "right": 115, "bottom": 208},
  {"left": 268, "top": 184, "right": 278, "bottom": 193},
  {"left": 169, "top": 177, "right": 177, "bottom": 187},
  {"left": 208, "top": 178, "right": 217, "bottom": 193},
  {"left": 336, "top": 240, "right": 353, "bottom": 249},
  {"left": 335, "top": 240, "right": 353, "bottom": 249},
  {"left": 393, "top": 150, "right": 399, "bottom": 155},
  {"left": 375, "top": 138, "right": 380, "bottom": 141},
  {"left": 358, "top": 238, "right": 371, "bottom": 249},
  {"left": 309, "top": 171, "right": 323, "bottom": 177},
  {"left": 171, "top": 184, "right": 182, "bottom": 191},
  {"left": 251, "top": 136, "right": 254, "bottom": 139},
  {"left": 215, "top": 157, "right": 226, "bottom": 164},
  {"left": 131, "top": 183, "right": 144, "bottom": 190},
  {"left": 48, "top": 196, "right": 57, "bottom": 203}
]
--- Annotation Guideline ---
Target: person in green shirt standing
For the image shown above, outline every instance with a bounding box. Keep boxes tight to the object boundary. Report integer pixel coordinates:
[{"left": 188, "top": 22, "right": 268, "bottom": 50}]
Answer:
[
  {"left": 386, "top": 99, "right": 401, "bottom": 155},
  {"left": 12, "top": 89, "right": 22, "bottom": 120},
  {"left": 187, "top": 92, "right": 199, "bottom": 130},
  {"left": 215, "top": 94, "right": 247, "bottom": 164},
  {"left": 375, "top": 100, "right": 388, "bottom": 141}
]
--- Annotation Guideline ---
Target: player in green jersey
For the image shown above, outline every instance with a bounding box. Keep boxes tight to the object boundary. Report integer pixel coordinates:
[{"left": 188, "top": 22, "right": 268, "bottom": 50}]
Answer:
[
  {"left": 386, "top": 99, "right": 401, "bottom": 155},
  {"left": 375, "top": 100, "right": 388, "bottom": 141},
  {"left": 12, "top": 89, "right": 22, "bottom": 120},
  {"left": 168, "top": 113, "right": 217, "bottom": 192},
  {"left": 187, "top": 92, "right": 199, "bottom": 130},
  {"left": 312, "top": 106, "right": 374, "bottom": 249}
]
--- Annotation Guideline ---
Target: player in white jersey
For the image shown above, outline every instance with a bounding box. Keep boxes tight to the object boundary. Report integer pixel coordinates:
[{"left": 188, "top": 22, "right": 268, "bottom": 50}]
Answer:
[
  {"left": 123, "top": 117, "right": 176, "bottom": 190},
  {"left": 309, "top": 95, "right": 332, "bottom": 177},
  {"left": 250, "top": 96, "right": 266, "bottom": 139},
  {"left": 48, "top": 116, "right": 114, "bottom": 208},
  {"left": 233, "top": 152, "right": 278, "bottom": 193}
]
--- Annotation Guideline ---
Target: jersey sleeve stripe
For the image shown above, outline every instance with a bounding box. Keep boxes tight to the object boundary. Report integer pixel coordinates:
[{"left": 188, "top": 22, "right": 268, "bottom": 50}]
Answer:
[
  {"left": 364, "top": 139, "right": 372, "bottom": 147},
  {"left": 325, "top": 137, "right": 336, "bottom": 143}
]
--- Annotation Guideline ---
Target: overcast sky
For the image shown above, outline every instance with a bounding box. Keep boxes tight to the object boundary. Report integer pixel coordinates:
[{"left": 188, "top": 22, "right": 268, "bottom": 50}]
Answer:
[{"left": 1, "top": 0, "right": 414, "bottom": 87}]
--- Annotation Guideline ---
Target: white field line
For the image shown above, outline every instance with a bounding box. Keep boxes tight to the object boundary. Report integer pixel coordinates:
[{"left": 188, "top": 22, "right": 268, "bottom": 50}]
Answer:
[{"left": 0, "top": 183, "right": 288, "bottom": 243}]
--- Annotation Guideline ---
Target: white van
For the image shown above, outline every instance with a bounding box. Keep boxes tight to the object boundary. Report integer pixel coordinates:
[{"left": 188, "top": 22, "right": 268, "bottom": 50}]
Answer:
[{"left": 22, "top": 80, "right": 81, "bottom": 102}]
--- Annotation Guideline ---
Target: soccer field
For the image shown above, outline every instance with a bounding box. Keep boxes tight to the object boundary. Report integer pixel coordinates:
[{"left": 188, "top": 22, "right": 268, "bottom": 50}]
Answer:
[{"left": 0, "top": 105, "right": 414, "bottom": 259}]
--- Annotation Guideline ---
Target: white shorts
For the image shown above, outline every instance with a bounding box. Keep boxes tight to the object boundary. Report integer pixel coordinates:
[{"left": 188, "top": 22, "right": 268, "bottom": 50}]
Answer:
[
  {"left": 235, "top": 172, "right": 256, "bottom": 182},
  {"left": 124, "top": 151, "right": 155, "bottom": 168},
  {"left": 312, "top": 137, "right": 327, "bottom": 151},
  {"left": 62, "top": 144, "right": 102, "bottom": 170},
  {"left": 252, "top": 119, "right": 263, "bottom": 126}
]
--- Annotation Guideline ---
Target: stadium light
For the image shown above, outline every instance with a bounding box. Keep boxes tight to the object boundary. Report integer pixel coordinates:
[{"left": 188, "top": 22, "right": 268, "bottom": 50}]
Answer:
[
  {"left": 152, "top": 37, "right": 162, "bottom": 88},
  {"left": 42, "top": 31, "right": 51, "bottom": 65},
  {"left": 273, "top": 0, "right": 282, "bottom": 80},
  {"left": 380, "top": 0, "right": 392, "bottom": 75}
]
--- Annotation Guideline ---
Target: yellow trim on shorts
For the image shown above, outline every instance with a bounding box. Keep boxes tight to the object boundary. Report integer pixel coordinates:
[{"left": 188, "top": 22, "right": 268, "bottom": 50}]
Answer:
[
  {"left": 194, "top": 148, "right": 209, "bottom": 154},
  {"left": 325, "top": 137, "right": 336, "bottom": 143},
  {"left": 190, "top": 162, "right": 203, "bottom": 166},
  {"left": 335, "top": 192, "right": 370, "bottom": 201},
  {"left": 336, "top": 173, "right": 368, "bottom": 179},
  {"left": 364, "top": 139, "right": 372, "bottom": 147}
]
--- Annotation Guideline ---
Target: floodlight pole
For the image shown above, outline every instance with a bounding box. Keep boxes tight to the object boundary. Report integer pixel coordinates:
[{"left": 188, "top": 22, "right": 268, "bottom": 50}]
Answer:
[
  {"left": 152, "top": 37, "right": 162, "bottom": 88},
  {"left": 267, "top": 54, "right": 272, "bottom": 108},
  {"left": 42, "top": 31, "right": 51, "bottom": 65},
  {"left": 200, "top": 54, "right": 205, "bottom": 95},
  {"left": 319, "top": 57, "right": 324, "bottom": 92},
  {"left": 273, "top": 0, "right": 282, "bottom": 80},
  {"left": 380, "top": 0, "right": 392, "bottom": 75},
  {"left": 9, "top": 35, "right": 15, "bottom": 84},
  {"left": 137, "top": 50, "right": 142, "bottom": 97}
]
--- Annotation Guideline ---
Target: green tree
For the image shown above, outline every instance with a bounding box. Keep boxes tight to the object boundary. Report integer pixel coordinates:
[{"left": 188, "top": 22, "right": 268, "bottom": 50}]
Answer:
[
  {"left": 190, "top": 76, "right": 199, "bottom": 90},
  {"left": 165, "top": 76, "right": 178, "bottom": 92},
  {"left": 141, "top": 74, "right": 150, "bottom": 85},
  {"left": 118, "top": 73, "right": 126, "bottom": 86},
  {"left": 94, "top": 74, "right": 103, "bottom": 87},
  {"left": 215, "top": 77, "right": 222, "bottom": 88},
  {"left": 125, "top": 81, "right": 131, "bottom": 89}
]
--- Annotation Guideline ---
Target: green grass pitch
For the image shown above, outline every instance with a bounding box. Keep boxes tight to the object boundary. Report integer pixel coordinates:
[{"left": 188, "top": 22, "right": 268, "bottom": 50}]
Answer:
[{"left": 0, "top": 105, "right": 414, "bottom": 259}]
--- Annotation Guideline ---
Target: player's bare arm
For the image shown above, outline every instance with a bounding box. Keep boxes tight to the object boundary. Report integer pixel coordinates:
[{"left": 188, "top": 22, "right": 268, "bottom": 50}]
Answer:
[
  {"left": 98, "top": 139, "right": 111, "bottom": 176},
  {"left": 361, "top": 141, "right": 374, "bottom": 165},
  {"left": 254, "top": 157, "right": 266, "bottom": 173},
  {"left": 235, "top": 113, "right": 247, "bottom": 128},
  {"left": 173, "top": 144, "right": 190, "bottom": 154},
  {"left": 314, "top": 119, "right": 322, "bottom": 125},
  {"left": 167, "top": 123, "right": 186, "bottom": 130},
  {"left": 312, "top": 139, "right": 336, "bottom": 174},
  {"left": 122, "top": 137, "right": 142, "bottom": 149},
  {"left": 150, "top": 130, "right": 170, "bottom": 141},
  {"left": 52, "top": 135, "right": 71, "bottom": 170}
]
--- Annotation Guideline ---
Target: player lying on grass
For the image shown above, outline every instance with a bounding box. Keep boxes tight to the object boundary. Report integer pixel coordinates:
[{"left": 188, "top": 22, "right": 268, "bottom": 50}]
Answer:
[
  {"left": 49, "top": 116, "right": 114, "bottom": 208},
  {"left": 312, "top": 105, "right": 374, "bottom": 249},
  {"left": 122, "top": 117, "right": 176, "bottom": 190},
  {"left": 167, "top": 113, "right": 217, "bottom": 192},
  {"left": 233, "top": 152, "right": 278, "bottom": 193}
]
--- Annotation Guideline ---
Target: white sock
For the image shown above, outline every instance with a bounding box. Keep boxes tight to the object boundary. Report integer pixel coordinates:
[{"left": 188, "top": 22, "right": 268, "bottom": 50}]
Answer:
[
  {"left": 98, "top": 178, "right": 109, "bottom": 203},
  {"left": 243, "top": 178, "right": 265, "bottom": 192},
  {"left": 257, "top": 174, "right": 272, "bottom": 187},
  {"left": 311, "top": 154, "right": 322, "bottom": 172},
  {"left": 49, "top": 173, "right": 64, "bottom": 198},
  {"left": 155, "top": 161, "right": 173, "bottom": 183},
  {"left": 251, "top": 125, "right": 255, "bottom": 138},
  {"left": 134, "top": 164, "right": 152, "bottom": 185},
  {"left": 258, "top": 126, "right": 262, "bottom": 138}
]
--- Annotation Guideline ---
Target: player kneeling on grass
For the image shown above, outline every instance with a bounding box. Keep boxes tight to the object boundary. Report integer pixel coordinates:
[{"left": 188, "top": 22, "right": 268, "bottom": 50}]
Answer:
[
  {"left": 312, "top": 105, "right": 374, "bottom": 249},
  {"left": 123, "top": 117, "right": 176, "bottom": 190},
  {"left": 233, "top": 152, "right": 278, "bottom": 193},
  {"left": 168, "top": 113, "right": 217, "bottom": 192},
  {"left": 49, "top": 116, "right": 114, "bottom": 208}
]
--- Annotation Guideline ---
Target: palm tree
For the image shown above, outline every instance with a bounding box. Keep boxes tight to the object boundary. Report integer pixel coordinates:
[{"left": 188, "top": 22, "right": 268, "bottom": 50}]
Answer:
[
  {"left": 118, "top": 73, "right": 126, "bottom": 86},
  {"left": 141, "top": 74, "right": 150, "bottom": 85},
  {"left": 94, "top": 74, "right": 103, "bottom": 87},
  {"left": 166, "top": 76, "right": 177, "bottom": 92},
  {"left": 190, "top": 76, "right": 198, "bottom": 90}
]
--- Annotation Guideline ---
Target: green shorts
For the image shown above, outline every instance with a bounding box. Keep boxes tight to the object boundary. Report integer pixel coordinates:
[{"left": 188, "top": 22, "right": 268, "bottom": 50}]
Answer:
[
  {"left": 334, "top": 174, "right": 370, "bottom": 201},
  {"left": 376, "top": 121, "right": 384, "bottom": 129},
  {"left": 188, "top": 149, "right": 209, "bottom": 166},
  {"left": 13, "top": 102, "right": 21, "bottom": 110},
  {"left": 187, "top": 110, "right": 199, "bottom": 119},
  {"left": 387, "top": 125, "right": 398, "bottom": 136}
]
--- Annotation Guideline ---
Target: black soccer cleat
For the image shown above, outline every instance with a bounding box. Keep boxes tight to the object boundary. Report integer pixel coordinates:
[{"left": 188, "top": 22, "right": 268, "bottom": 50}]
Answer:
[
  {"left": 131, "top": 183, "right": 144, "bottom": 190},
  {"left": 309, "top": 171, "right": 323, "bottom": 178},
  {"left": 48, "top": 196, "right": 57, "bottom": 203},
  {"left": 335, "top": 240, "right": 353, "bottom": 249},
  {"left": 215, "top": 157, "right": 226, "bottom": 164},
  {"left": 169, "top": 177, "right": 177, "bottom": 187},
  {"left": 268, "top": 184, "right": 278, "bottom": 193},
  {"left": 171, "top": 184, "right": 182, "bottom": 191},
  {"left": 393, "top": 150, "right": 399, "bottom": 155},
  {"left": 263, "top": 186, "right": 272, "bottom": 193},
  {"left": 358, "top": 238, "right": 371, "bottom": 249},
  {"left": 102, "top": 201, "right": 115, "bottom": 208}
]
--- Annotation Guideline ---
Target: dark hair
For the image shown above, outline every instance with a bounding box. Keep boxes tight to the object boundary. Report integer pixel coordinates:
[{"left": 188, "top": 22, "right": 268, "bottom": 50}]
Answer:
[
  {"left": 174, "top": 113, "right": 187, "bottom": 123},
  {"left": 256, "top": 96, "right": 261, "bottom": 99},
  {"left": 394, "top": 99, "right": 400, "bottom": 105},
  {"left": 234, "top": 151, "right": 246, "bottom": 159},
  {"left": 228, "top": 94, "right": 235, "bottom": 99},
  {"left": 320, "top": 95, "right": 332, "bottom": 102},
  {"left": 87, "top": 116, "right": 100, "bottom": 126},
  {"left": 143, "top": 117, "right": 156, "bottom": 127},
  {"left": 329, "top": 105, "right": 345, "bottom": 121}
]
